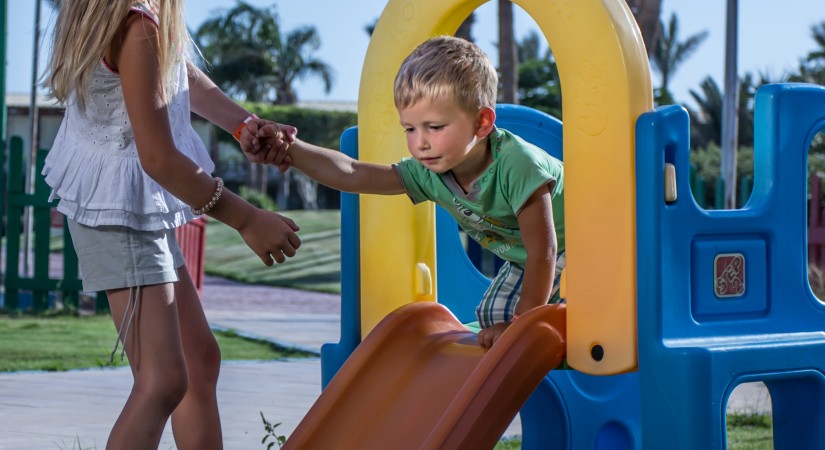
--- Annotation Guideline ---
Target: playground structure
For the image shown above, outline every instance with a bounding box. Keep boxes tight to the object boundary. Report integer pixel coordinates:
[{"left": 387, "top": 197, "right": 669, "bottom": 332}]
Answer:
[{"left": 288, "top": 0, "right": 825, "bottom": 449}]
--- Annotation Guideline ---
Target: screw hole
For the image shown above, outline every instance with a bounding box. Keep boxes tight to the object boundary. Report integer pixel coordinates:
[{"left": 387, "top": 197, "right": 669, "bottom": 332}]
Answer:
[{"left": 590, "top": 344, "right": 604, "bottom": 362}]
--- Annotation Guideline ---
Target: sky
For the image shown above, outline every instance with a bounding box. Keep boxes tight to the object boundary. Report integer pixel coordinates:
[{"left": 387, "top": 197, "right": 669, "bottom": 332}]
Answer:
[{"left": 5, "top": 0, "right": 824, "bottom": 109}]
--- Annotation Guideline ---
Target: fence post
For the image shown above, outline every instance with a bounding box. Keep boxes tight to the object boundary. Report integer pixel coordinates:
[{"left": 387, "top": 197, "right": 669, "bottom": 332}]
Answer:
[
  {"left": 4, "top": 137, "right": 24, "bottom": 309},
  {"left": 714, "top": 178, "right": 725, "bottom": 209},
  {"left": 737, "top": 175, "right": 753, "bottom": 208},
  {"left": 689, "top": 165, "right": 707, "bottom": 208},
  {"left": 31, "top": 149, "right": 51, "bottom": 310}
]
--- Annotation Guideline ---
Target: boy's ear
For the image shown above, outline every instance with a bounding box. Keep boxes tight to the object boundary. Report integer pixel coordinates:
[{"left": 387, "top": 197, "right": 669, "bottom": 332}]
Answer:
[{"left": 475, "top": 107, "right": 496, "bottom": 137}]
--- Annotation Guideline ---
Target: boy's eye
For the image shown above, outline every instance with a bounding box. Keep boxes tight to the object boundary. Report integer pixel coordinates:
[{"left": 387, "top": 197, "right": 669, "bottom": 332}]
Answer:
[
  {"left": 429, "top": 125, "right": 445, "bottom": 131},
  {"left": 403, "top": 127, "right": 414, "bottom": 134}
]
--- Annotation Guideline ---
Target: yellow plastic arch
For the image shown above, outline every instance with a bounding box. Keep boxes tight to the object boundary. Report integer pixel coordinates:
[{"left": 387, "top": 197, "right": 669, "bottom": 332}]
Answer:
[{"left": 358, "top": 0, "right": 652, "bottom": 375}]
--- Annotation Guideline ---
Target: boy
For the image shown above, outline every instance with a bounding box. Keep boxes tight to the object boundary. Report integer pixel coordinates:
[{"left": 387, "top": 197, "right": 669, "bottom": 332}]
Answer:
[{"left": 254, "top": 36, "right": 564, "bottom": 348}]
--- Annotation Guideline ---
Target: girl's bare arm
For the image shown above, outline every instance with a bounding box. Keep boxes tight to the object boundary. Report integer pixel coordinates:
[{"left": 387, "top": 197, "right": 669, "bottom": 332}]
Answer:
[{"left": 117, "top": 14, "right": 300, "bottom": 264}]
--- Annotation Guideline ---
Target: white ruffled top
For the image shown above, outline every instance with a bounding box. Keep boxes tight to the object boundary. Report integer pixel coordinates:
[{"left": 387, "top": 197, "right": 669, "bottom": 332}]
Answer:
[{"left": 42, "top": 4, "right": 214, "bottom": 231}]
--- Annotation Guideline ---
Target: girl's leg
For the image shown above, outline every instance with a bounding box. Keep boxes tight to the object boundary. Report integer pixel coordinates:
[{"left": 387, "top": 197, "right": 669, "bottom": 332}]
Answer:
[
  {"left": 170, "top": 266, "right": 223, "bottom": 450},
  {"left": 106, "top": 283, "right": 189, "bottom": 450}
]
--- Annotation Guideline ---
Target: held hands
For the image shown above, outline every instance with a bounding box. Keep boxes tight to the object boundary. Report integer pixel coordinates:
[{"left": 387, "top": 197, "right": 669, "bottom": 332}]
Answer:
[
  {"left": 237, "top": 209, "right": 302, "bottom": 266},
  {"left": 239, "top": 118, "right": 297, "bottom": 168},
  {"left": 477, "top": 321, "right": 512, "bottom": 348}
]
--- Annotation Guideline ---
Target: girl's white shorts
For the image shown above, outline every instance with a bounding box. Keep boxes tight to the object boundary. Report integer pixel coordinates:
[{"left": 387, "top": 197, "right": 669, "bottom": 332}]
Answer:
[{"left": 67, "top": 220, "right": 185, "bottom": 292}]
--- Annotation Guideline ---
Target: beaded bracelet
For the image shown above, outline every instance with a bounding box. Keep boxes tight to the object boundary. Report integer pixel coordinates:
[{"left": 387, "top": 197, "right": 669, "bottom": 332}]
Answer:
[
  {"left": 232, "top": 114, "right": 258, "bottom": 141},
  {"left": 192, "top": 177, "right": 224, "bottom": 215}
]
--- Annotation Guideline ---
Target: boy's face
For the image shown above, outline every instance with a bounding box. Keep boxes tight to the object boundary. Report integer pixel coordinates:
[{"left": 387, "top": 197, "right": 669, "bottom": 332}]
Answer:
[{"left": 398, "top": 97, "right": 488, "bottom": 174}]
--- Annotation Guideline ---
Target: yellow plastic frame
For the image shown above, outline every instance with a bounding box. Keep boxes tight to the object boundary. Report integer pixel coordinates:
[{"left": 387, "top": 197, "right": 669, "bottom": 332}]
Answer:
[{"left": 357, "top": 0, "right": 652, "bottom": 375}]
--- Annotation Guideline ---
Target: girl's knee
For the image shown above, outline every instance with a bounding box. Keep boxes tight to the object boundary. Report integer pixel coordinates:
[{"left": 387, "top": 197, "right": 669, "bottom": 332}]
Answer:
[
  {"left": 134, "top": 371, "right": 189, "bottom": 413},
  {"left": 189, "top": 335, "right": 222, "bottom": 386}
]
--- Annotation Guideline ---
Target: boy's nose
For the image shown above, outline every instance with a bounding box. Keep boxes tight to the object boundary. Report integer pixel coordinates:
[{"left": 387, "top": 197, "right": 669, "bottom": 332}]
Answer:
[{"left": 415, "top": 134, "right": 430, "bottom": 150}]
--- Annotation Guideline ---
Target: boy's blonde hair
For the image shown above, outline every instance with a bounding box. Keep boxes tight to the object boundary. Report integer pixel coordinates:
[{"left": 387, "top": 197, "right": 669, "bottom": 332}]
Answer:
[
  {"left": 45, "top": 0, "right": 191, "bottom": 108},
  {"left": 394, "top": 36, "right": 498, "bottom": 115}
]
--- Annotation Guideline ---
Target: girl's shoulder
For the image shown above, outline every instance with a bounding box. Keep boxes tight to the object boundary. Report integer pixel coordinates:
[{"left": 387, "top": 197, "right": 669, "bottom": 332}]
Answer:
[{"left": 128, "top": 1, "right": 159, "bottom": 27}]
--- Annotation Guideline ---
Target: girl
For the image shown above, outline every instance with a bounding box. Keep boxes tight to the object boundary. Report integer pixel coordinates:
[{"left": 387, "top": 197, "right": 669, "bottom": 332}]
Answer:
[{"left": 43, "top": 1, "right": 299, "bottom": 448}]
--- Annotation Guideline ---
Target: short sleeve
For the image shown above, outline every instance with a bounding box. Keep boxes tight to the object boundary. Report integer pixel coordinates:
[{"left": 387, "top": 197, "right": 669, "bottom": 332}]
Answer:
[
  {"left": 393, "top": 157, "right": 434, "bottom": 205},
  {"left": 500, "top": 142, "right": 563, "bottom": 214},
  {"left": 129, "top": 2, "right": 160, "bottom": 27}
]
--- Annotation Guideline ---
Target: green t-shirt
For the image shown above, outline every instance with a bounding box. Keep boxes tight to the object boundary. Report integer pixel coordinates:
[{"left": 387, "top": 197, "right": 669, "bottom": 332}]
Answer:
[{"left": 395, "top": 128, "right": 564, "bottom": 266}]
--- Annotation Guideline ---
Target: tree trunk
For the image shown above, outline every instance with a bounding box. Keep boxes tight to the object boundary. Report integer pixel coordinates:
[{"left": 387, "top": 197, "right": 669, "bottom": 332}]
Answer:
[
  {"left": 258, "top": 164, "right": 269, "bottom": 194},
  {"left": 456, "top": 13, "right": 475, "bottom": 42},
  {"left": 294, "top": 172, "right": 319, "bottom": 210},
  {"left": 498, "top": 0, "right": 518, "bottom": 104},
  {"left": 721, "top": 0, "right": 739, "bottom": 209},
  {"left": 626, "top": 0, "right": 662, "bottom": 57},
  {"left": 276, "top": 170, "right": 292, "bottom": 210}
]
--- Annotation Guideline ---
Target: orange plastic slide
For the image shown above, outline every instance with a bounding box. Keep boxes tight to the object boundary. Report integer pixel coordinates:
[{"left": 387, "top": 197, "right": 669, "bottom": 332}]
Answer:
[{"left": 283, "top": 302, "right": 566, "bottom": 450}]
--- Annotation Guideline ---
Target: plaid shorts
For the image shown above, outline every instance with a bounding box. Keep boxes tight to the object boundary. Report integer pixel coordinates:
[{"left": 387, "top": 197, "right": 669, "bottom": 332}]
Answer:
[{"left": 475, "top": 252, "right": 565, "bottom": 328}]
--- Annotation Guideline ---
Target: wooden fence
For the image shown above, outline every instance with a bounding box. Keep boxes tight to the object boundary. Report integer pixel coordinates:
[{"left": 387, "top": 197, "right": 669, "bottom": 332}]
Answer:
[{"left": 3, "top": 136, "right": 206, "bottom": 312}]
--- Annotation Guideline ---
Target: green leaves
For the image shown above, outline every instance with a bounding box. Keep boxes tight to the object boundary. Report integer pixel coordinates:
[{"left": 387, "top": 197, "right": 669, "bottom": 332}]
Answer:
[
  {"left": 192, "top": 1, "right": 333, "bottom": 105},
  {"left": 260, "top": 412, "right": 287, "bottom": 449}
]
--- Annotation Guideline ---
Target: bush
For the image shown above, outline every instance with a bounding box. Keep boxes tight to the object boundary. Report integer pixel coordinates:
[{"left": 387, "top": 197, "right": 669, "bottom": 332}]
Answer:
[
  {"left": 238, "top": 185, "right": 278, "bottom": 211},
  {"left": 227, "top": 104, "right": 357, "bottom": 151}
]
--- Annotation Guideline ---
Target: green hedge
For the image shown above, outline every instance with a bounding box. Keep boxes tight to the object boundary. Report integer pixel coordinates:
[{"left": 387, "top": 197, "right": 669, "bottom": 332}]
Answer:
[{"left": 222, "top": 104, "right": 358, "bottom": 150}]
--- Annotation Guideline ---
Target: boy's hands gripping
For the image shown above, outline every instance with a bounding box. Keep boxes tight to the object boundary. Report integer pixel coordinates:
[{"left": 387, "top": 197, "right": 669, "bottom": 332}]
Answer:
[
  {"left": 239, "top": 119, "right": 296, "bottom": 172},
  {"left": 477, "top": 321, "right": 512, "bottom": 348}
]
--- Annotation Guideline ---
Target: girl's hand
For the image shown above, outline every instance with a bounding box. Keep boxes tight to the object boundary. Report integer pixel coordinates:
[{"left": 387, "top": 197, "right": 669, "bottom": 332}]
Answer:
[
  {"left": 256, "top": 122, "right": 296, "bottom": 172},
  {"left": 477, "top": 321, "right": 512, "bottom": 348},
  {"left": 237, "top": 209, "right": 302, "bottom": 265},
  {"left": 240, "top": 120, "right": 296, "bottom": 168}
]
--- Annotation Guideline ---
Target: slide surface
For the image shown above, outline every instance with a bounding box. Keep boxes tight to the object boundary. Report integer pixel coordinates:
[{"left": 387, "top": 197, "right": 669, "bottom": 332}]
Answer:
[{"left": 284, "top": 302, "right": 566, "bottom": 450}]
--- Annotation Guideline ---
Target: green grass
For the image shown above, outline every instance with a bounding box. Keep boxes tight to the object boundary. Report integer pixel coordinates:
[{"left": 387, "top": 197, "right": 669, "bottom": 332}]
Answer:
[
  {"left": 492, "top": 413, "right": 774, "bottom": 449},
  {"left": 727, "top": 413, "right": 774, "bottom": 449},
  {"left": 204, "top": 209, "right": 342, "bottom": 293},
  {"left": 0, "top": 313, "right": 312, "bottom": 372},
  {"left": 494, "top": 437, "right": 521, "bottom": 449}
]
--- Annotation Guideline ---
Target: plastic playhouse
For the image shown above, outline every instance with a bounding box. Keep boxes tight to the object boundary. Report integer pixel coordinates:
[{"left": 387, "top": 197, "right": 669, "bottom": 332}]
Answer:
[{"left": 284, "top": 0, "right": 825, "bottom": 448}]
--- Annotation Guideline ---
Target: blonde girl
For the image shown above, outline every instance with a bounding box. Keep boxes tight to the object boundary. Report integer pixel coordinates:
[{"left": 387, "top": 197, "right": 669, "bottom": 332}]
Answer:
[{"left": 43, "top": 1, "right": 300, "bottom": 448}]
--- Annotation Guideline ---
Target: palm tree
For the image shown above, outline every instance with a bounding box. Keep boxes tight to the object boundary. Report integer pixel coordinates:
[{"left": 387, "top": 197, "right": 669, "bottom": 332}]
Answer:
[
  {"left": 272, "top": 26, "right": 334, "bottom": 105},
  {"left": 194, "top": 1, "right": 333, "bottom": 105},
  {"left": 626, "top": 0, "right": 663, "bottom": 57},
  {"left": 687, "top": 74, "right": 758, "bottom": 151},
  {"left": 788, "top": 21, "right": 825, "bottom": 86},
  {"left": 498, "top": 0, "right": 518, "bottom": 104},
  {"left": 811, "top": 21, "right": 825, "bottom": 61},
  {"left": 365, "top": 14, "right": 475, "bottom": 41},
  {"left": 516, "top": 31, "right": 561, "bottom": 119},
  {"left": 651, "top": 13, "right": 708, "bottom": 106}
]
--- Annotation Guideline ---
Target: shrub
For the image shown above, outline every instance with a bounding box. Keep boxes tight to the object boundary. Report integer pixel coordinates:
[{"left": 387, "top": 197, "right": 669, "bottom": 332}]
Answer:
[{"left": 238, "top": 185, "right": 278, "bottom": 211}]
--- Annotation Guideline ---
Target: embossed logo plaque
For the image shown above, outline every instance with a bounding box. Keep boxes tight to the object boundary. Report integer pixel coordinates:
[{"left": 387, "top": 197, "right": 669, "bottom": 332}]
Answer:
[{"left": 714, "top": 253, "right": 745, "bottom": 298}]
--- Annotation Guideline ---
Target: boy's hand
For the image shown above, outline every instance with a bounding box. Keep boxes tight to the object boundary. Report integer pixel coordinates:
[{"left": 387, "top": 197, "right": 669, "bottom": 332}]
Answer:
[
  {"left": 239, "top": 119, "right": 297, "bottom": 167},
  {"left": 477, "top": 321, "right": 512, "bottom": 348},
  {"left": 237, "top": 209, "right": 302, "bottom": 265},
  {"left": 255, "top": 122, "right": 296, "bottom": 172}
]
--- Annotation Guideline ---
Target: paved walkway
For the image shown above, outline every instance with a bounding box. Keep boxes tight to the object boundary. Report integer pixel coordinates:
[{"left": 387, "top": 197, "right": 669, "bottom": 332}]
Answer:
[{"left": 0, "top": 275, "right": 771, "bottom": 449}]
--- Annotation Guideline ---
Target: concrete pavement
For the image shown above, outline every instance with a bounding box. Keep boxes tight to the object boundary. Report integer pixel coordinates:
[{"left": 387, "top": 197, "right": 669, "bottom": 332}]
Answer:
[{"left": 0, "top": 275, "right": 771, "bottom": 449}]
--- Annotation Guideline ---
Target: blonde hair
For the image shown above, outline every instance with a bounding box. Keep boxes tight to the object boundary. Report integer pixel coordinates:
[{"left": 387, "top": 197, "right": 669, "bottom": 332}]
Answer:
[
  {"left": 45, "top": 0, "right": 191, "bottom": 107},
  {"left": 394, "top": 36, "right": 498, "bottom": 114}
]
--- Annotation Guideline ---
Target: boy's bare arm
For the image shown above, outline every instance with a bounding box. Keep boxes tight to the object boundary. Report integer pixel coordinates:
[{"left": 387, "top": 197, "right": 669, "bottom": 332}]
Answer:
[
  {"left": 515, "top": 186, "right": 557, "bottom": 315},
  {"left": 478, "top": 186, "right": 556, "bottom": 348},
  {"left": 287, "top": 138, "right": 406, "bottom": 195}
]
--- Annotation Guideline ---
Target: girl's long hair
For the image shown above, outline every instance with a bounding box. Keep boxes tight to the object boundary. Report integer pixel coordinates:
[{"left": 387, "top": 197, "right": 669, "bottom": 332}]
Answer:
[{"left": 45, "top": 0, "right": 191, "bottom": 108}]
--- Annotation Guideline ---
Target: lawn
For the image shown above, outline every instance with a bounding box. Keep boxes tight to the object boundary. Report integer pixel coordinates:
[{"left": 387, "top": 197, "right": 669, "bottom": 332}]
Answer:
[
  {"left": 204, "top": 209, "right": 342, "bottom": 293},
  {"left": 0, "top": 314, "right": 312, "bottom": 372},
  {"left": 14, "top": 209, "right": 776, "bottom": 447}
]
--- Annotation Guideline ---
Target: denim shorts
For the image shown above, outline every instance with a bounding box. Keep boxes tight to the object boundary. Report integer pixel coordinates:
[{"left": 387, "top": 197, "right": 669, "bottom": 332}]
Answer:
[{"left": 67, "top": 220, "right": 185, "bottom": 292}]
